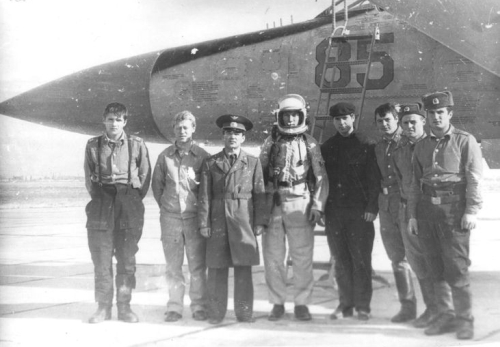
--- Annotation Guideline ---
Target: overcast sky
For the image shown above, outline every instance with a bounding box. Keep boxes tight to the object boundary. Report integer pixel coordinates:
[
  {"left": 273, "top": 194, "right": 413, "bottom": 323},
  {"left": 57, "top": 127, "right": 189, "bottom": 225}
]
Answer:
[{"left": 0, "top": 0, "right": 332, "bottom": 178}]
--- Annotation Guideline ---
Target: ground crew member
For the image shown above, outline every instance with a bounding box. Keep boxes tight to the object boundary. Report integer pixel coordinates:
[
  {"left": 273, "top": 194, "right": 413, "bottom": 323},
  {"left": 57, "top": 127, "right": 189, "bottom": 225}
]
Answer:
[
  {"left": 84, "top": 102, "right": 151, "bottom": 323},
  {"left": 152, "top": 111, "right": 209, "bottom": 322},
  {"left": 198, "top": 115, "right": 268, "bottom": 324},
  {"left": 392, "top": 103, "right": 453, "bottom": 328},
  {"left": 321, "top": 102, "right": 379, "bottom": 321},
  {"left": 408, "top": 91, "right": 482, "bottom": 340},
  {"left": 260, "top": 94, "right": 329, "bottom": 321},
  {"left": 374, "top": 103, "right": 417, "bottom": 322}
]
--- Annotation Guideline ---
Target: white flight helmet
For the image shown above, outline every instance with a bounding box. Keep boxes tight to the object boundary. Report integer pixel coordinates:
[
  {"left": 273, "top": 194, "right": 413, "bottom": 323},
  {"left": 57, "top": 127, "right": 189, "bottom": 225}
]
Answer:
[{"left": 275, "top": 94, "right": 308, "bottom": 135}]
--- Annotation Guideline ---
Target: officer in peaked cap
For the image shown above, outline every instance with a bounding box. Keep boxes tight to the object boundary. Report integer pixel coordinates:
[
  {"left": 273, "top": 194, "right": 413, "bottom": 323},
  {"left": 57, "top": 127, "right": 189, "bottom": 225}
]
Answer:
[
  {"left": 215, "top": 114, "right": 253, "bottom": 132},
  {"left": 198, "top": 113, "right": 267, "bottom": 324},
  {"left": 408, "top": 90, "right": 482, "bottom": 340},
  {"left": 422, "top": 91, "right": 454, "bottom": 110}
]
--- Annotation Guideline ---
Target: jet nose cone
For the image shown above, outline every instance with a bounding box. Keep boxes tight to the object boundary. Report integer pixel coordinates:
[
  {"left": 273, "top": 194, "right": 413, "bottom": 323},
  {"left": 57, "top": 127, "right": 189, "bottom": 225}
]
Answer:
[{"left": 0, "top": 51, "right": 164, "bottom": 141}]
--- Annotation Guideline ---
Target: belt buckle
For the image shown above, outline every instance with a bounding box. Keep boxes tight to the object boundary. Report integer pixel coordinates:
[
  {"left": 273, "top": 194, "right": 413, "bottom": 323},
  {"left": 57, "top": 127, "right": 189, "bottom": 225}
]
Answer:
[
  {"left": 431, "top": 196, "right": 441, "bottom": 205},
  {"left": 383, "top": 187, "right": 389, "bottom": 195}
]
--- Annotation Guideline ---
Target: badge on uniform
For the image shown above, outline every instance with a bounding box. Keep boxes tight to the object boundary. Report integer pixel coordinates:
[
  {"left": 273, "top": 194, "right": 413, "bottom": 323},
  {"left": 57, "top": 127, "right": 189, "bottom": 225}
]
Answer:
[
  {"left": 431, "top": 196, "right": 441, "bottom": 204},
  {"left": 383, "top": 187, "right": 389, "bottom": 195}
]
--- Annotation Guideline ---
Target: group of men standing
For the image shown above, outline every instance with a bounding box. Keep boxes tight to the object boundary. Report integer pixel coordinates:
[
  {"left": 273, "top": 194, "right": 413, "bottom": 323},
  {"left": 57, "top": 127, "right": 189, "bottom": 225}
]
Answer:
[{"left": 83, "top": 90, "right": 482, "bottom": 341}]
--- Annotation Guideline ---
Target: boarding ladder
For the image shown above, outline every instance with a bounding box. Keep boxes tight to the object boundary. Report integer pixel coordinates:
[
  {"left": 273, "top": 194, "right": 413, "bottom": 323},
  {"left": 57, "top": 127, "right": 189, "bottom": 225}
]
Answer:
[
  {"left": 309, "top": 0, "right": 380, "bottom": 143},
  {"left": 285, "top": 0, "right": 384, "bottom": 289}
]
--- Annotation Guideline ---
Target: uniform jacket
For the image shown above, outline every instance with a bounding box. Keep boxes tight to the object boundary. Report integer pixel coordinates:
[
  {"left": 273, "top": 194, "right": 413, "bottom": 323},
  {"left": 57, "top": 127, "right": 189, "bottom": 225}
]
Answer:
[
  {"left": 84, "top": 132, "right": 151, "bottom": 198},
  {"left": 375, "top": 126, "right": 403, "bottom": 211},
  {"left": 83, "top": 132, "right": 151, "bottom": 230},
  {"left": 392, "top": 134, "right": 427, "bottom": 201},
  {"left": 198, "top": 149, "right": 268, "bottom": 268},
  {"left": 321, "top": 132, "right": 379, "bottom": 214},
  {"left": 152, "top": 142, "right": 209, "bottom": 219},
  {"left": 408, "top": 125, "right": 483, "bottom": 218},
  {"left": 259, "top": 133, "right": 329, "bottom": 212}
]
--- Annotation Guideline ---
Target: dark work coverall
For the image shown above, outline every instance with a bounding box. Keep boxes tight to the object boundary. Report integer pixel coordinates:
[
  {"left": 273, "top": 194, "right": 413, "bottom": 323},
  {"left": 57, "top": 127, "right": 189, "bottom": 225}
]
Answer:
[
  {"left": 321, "top": 132, "right": 379, "bottom": 314},
  {"left": 84, "top": 133, "right": 151, "bottom": 306}
]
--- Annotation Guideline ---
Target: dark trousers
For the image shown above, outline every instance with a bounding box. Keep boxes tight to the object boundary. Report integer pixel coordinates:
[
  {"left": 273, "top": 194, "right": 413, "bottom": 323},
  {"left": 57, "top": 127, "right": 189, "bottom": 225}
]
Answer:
[
  {"left": 417, "top": 199, "right": 472, "bottom": 322},
  {"left": 86, "top": 184, "right": 144, "bottom": 305},
  {"left": 325, "top": 206, "right": 375, "bottom": 313},
  {"left": 207, "top": 266, "right": 254, "bottom": 321}
]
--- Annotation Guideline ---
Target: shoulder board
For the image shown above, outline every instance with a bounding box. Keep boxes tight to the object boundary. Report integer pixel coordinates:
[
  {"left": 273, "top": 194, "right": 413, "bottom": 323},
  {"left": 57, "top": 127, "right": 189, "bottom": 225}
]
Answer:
[
  {"left": 453, "top": 128, "right": 471, "bottom": 137},
  {"left": 87, "top": 136, "right": 101, "bottom": 144},
  {"left": 128, "top": 134, "right": 143, "bottom": 142},
  {"left": 208, "top": 152, "right": 222, "bottom": 161},
  {"left": 242, "top": 150, "right": 258, "bottom": 160}
]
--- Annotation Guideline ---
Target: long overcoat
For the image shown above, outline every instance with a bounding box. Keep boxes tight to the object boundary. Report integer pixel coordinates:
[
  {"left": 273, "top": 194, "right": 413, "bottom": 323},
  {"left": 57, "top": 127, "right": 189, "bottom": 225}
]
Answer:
[{"left": 198, "top": 150, "right": 268, "bottom": 268}]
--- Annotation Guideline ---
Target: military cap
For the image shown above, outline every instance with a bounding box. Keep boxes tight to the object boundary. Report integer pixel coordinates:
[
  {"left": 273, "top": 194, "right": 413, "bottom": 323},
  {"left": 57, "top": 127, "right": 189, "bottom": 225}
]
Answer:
[
  {"left": 422, "top": 91, "right": 454, "bottom": 110},
  {"left": 330, "top": 102, "right": 356, "bottom": 117},
  {"left": 398, "top": 102, "right": 425, "bottom": 118},
  {"left": 216, "top": 114, "right": 253, "bottom": 132}
]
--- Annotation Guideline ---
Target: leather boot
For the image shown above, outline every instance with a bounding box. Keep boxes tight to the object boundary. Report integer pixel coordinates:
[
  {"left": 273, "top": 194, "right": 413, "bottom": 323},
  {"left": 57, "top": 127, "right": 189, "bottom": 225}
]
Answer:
[
  {"left": 434, "top": 280, "right": 454, "bottom": 316},
  {"left": 88, "top": 303, "right": 111, "bottom": 324},
  {"left": 456, "top": 319, "right": 474, "bottom": 340},
  {"left": 414, "top": 278, "right": 438, "bottom": 328},
  {"left": 117, "top": 303, "right": 139, "bottom": 323},
  {"left": 452, "top": 285, "right": 474, "bottom": 339},
  {"left": 116, "top": 277, "right": 138, "bottom": 323},
  {"left": 391, "top": 265, "right": 417, "bottom": 323}
]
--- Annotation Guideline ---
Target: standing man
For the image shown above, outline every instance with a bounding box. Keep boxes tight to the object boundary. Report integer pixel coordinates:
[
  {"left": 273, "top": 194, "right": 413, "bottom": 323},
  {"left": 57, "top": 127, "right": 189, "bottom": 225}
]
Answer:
[
  {"left": 374, "top": 103, "right": 417, "bottom": 322},
  {"left": 260, "top": 94, "right": 329, "bottom": 321},
  {"left": 392, "top": 103, "right": 452, "bottom": 328},
  {"left": 321, "top": 102, "right": 379, "bottom": 321},
  {"left": 408, "top": 91, "right": 482, "bottom": 340},
  {"left": 198, "top": 114, "right": 268, "bottom": 324},
  {"left": 84, "top": 102, "right": 151, "bottom": 323},
  {"left": 152, "top": 111, "right": 209, "bottom": 322}
]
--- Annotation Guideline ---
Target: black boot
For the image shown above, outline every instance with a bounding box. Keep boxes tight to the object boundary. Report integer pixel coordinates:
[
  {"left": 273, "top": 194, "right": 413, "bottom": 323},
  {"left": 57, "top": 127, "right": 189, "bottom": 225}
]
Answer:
[
  {"left": 391, "top": 264, "right": 417, "bottom": 323},
  {"left": 414, "top": 278, "right": 438, "bottom": 328},
  {"left": 88, "top": 303, "right": 111, "bottom": 324},
  {"left": 116, "top": 276, "right": 138, "bottom": 323},
  {"left": 117, "top": 303, "right": 139, "bottom": 323},
  {"left": 452, "top": 285, "right": 474, "bottom": 340}
]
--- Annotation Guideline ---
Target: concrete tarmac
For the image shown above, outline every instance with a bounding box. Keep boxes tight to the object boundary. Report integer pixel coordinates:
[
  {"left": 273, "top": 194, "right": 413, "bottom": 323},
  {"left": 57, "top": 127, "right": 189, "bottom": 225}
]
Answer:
[{"left": 1, "top": 192, "right": 500, "bottom": 347}]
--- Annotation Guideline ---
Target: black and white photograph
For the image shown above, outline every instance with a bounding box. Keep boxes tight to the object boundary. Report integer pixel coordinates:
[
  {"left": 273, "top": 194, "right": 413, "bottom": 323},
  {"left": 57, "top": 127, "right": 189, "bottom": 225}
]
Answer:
[{"left": 1, "top": 0, "right": 499, "bottom": 346}]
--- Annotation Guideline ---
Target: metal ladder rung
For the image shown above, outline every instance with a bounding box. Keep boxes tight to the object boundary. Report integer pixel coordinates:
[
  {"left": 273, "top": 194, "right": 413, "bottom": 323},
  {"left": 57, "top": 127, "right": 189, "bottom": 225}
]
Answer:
[
  {"left": 324, "top": 59, "right": 370, "bottom": 67},
  {"left": 319, "top": 87, "right": 363, "bottom": 94}
]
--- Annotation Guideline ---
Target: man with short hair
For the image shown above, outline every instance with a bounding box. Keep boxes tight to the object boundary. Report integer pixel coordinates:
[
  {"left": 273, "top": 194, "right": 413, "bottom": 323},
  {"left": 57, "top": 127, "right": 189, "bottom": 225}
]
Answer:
[
  {"left": 408, "top": 91, "right": 483, "bottom": 340},
  {"left": 198, "top": 114, "right": 268, "bottom": 324},
  {"left": 260, "top": 94, "right": 329, "bottom": 322},
  {"left": 152, "top": 110, "right": 210, "bottom": 322},
  {"left": 84, "top": 102, "right": 151, "bottom": 323},
  {"left": 392, "top": 103, "right": 452, "bottom": 328},
  {"left": 321, "top": 102, "right": 379, "bottom": 321},
  {"left": 374, "top": 103, "right": 417, "bottom": 323}
]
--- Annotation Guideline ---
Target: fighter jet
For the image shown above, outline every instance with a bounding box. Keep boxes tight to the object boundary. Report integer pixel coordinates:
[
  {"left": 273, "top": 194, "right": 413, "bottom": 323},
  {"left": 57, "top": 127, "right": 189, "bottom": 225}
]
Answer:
[{"left": 1, "top": 0, "right": 499, "bottom": 166}]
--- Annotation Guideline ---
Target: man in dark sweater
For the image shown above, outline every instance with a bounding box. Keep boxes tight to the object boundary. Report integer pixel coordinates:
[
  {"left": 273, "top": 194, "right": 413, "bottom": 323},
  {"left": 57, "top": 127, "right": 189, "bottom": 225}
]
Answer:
[{"left": 320, "top": 102, "right": 380, "bottom": 321}]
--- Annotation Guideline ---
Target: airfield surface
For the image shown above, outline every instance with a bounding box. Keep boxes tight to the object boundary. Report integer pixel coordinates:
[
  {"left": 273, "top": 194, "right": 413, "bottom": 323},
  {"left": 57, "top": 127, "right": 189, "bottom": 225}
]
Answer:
[{"left": 0, "top": 180, "right": 499, "bottom": 347}]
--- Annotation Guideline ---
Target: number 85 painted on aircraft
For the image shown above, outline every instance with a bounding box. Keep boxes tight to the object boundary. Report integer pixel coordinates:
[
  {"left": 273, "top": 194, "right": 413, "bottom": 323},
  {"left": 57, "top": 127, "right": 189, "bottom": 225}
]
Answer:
[{"left": 1, "top": 1, "right": 499, "bottom": 167}]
